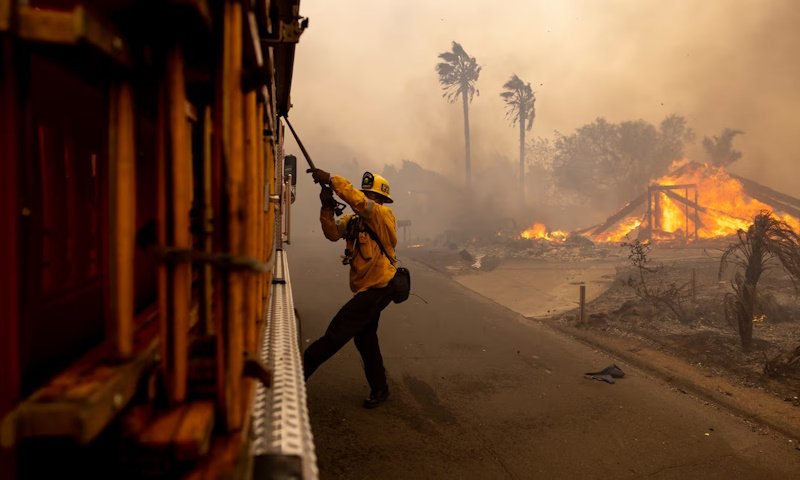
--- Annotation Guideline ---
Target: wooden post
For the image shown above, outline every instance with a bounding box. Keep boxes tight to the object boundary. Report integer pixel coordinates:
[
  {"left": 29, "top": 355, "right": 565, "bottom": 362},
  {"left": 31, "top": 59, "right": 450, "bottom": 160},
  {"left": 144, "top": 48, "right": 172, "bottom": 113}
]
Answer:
[
  {"left": 108, "top": 82, "right": 136, "bottom": 360},
  {"left": 170, "top": 47, "right": 191, "bottom": 404},
  {"left": 218, "top": 0, "right": 245, "bottom": 430},
  {"left": 653, "top": 191, "right": 661, "bottom": 232},
  {"left": 579, "top": 284, "right": 586, "bottom": 323},
  {"left": 243, "top": 91, "right": 258, "bottom": 354},
  {"left": 262, "top": 129, "right": 276, "bottom": 303},
  {"left": 155, "top": 55, "right": 170, "bottom": 404},
  {"left": 0, "top": 37, "right": 21, "bottom": 423},
  {"left": 255, "top": 102, "right": 265, "bottom": 325},
  {"left": 201, "top": 106, "right": 214, "bottom": 335},
  {"left": 684, "top": 187, "right": 689, "bottom": 243},
  {"left": 694, "top": 189, "right": 700, "bottom": 240},
  {"left": 157, "top": 46, "right": 191, "bottom": 404},
  {"left": 646, "top": 188, "right": 653, "bottom": 240}
]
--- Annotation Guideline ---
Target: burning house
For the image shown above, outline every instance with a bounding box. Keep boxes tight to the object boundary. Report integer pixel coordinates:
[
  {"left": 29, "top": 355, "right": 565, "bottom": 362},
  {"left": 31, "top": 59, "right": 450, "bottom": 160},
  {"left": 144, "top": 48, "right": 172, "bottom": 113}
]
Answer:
[{"left": 523, "top": 160, "right": 800, "bottom": 245}]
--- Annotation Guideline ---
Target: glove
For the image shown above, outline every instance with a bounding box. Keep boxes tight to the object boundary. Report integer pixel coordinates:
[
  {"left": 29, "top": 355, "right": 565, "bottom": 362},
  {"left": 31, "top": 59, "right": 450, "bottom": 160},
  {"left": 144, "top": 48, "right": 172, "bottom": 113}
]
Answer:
[
  {"left": 319, "top": 185, "right": 337, "bottom": 209},
  {"left": 307, "top": 168, "right": 331, "bottom": 185}
]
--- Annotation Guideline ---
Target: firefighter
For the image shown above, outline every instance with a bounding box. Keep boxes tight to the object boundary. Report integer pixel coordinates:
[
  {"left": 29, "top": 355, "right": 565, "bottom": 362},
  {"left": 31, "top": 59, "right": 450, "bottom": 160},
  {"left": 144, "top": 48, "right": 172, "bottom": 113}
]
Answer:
[{"left": 304, "top": 168, "right": 398, "bottom": 408}]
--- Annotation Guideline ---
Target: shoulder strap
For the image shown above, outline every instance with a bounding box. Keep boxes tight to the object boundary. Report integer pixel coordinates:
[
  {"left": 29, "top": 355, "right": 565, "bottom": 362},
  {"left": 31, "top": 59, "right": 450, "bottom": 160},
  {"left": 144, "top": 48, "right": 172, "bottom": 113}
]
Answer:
[{"left": 361, "top": 223, "right": 397, "bottom": 266}]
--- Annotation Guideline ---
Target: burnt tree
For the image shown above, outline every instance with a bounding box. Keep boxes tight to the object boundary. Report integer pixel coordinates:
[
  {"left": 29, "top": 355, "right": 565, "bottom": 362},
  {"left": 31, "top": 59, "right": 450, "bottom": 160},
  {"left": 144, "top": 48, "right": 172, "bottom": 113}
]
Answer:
[{"left": 719, "top": 211, "right": 800, "bottom": 351}]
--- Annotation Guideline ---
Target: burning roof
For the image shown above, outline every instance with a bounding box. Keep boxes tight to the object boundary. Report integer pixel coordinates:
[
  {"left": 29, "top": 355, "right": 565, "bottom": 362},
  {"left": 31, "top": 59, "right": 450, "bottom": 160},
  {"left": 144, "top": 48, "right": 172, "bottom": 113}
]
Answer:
[
  {"left": 520, "top": 160, "right": 800, "bottom": 244},
  {"left": 584, "top": 161, "right": 800, "bottom": 243}
]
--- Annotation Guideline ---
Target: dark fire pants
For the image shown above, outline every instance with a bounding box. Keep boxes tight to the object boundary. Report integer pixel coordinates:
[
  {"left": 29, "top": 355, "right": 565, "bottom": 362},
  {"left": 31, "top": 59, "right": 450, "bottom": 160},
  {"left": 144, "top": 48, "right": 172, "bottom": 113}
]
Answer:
[{"left": 303, "top": 283, "right": 394, "bottom": 393}]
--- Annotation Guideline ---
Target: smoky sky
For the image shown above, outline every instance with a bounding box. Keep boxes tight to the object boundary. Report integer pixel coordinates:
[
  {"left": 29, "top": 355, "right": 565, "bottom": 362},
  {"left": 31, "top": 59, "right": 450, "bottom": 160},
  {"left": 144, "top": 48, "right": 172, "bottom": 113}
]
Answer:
[{"left": 285, "top": 0, "right": 800, "bottom": 217}]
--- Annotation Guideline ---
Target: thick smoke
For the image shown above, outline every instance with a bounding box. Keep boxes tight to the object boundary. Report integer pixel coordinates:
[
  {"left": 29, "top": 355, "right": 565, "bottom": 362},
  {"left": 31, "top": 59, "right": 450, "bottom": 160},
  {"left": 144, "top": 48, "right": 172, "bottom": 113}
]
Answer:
[{"left": 287, "top": 0, "right": 800, "bottom": 240}]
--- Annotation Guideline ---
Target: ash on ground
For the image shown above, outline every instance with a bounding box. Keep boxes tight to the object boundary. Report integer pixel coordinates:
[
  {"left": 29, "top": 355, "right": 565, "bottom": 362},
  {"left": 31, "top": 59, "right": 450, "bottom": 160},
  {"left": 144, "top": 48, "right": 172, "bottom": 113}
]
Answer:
[{"left": 405, "top": 237, "right": 800, "bottom": 405}]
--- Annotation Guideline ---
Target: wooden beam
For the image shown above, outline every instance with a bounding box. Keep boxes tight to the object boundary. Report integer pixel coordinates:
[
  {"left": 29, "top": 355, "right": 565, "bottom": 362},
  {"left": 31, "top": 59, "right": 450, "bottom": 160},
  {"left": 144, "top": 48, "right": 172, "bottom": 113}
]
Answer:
[
  {"left": 732, "top": 175, "right": 800, "bottom": 219},
  {"left": 661, "top": 188, "right": 708, "bottom": 214},
  {"left": 732, "top": 173, "right": 800, "bottom": 210},
  {"left": 211, "top": 2, "right": 226, "bottom": 431},
  {"left": 136, "top": 401, "right": 215, "bottom": 462},
  {"left": 264, "top": 126, "right": 277, "bottom": 268},
  {"left": 184, "top": 378, "right": 255, "bottom": 479},
  {"left": 219, "top": 0, "right": 245, "bottom": 431},
  {"left": 653, "top": 190, "right": 662, "bottom": 230},
  {"left": 174, "top": 401, "right": 215, "bottom": 461},
  {"left": 155, "top": 40, "right": 170, "bottom": 417},
  {"left": 201, "top": 106, "right": 214, "bottom": 335},
  {"left": 244, "top": 8, "right": 264, "bottom": 68},
  {"left": 16, "top": 5, "right": 131, "bottom": 65},
  {"left": 694, "top": 190, "right": 700, "bottom": 240},
  {"left": 0, "top": 37, "right": 20, "bottom": 422},
  {"left": 244, "top": 91, "right": 258, "bottom": 354},
  {"left": 591, "top": 192, "right": 647, "bottom": 235},
  {"left": 108, "top": 82, "right": 136, "bottom": 360},
  {"left": 158, "top": 46, "right": 191, "bottom": 405},
  {"left": 255, "top": 102, "right": 266, "bottom": 325},
  {"left": 684, "top": 188, "right": 690, "bottom": 242},
  {"left": 168, "top": 46, "right": 192, "bottom": 404},
  {"left": 0, "top": 0, "right": 10, "bottom": 32},
  {"left": 648, "top": 183, "right": 696, "bottom": 191},
  {"left": 2, "top": 323, "right": 159, "bottom": 445}
]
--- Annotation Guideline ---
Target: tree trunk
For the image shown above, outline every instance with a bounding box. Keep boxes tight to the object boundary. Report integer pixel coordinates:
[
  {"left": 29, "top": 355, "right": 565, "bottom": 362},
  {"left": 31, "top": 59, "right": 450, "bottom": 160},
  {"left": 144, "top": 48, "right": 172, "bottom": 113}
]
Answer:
[
  {"left": 737, "top": 239, "right": 765, "bottom": 351},
  {"left": 736, "top": 282, "right": 756, "bottom": 351},
  {"left": 519, "top": 111, "right": 526, "bottom": 204},
  {"left": 461, "top": 90, "right": 471, "bottom": 188}
]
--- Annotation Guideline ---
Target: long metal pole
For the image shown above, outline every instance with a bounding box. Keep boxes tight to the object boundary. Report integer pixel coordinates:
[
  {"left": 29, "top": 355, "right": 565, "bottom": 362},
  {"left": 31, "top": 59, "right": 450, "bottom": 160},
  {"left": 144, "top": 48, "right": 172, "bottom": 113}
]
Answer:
[{"left": 282, "top": 116, "right": 316, "bottom": 170}]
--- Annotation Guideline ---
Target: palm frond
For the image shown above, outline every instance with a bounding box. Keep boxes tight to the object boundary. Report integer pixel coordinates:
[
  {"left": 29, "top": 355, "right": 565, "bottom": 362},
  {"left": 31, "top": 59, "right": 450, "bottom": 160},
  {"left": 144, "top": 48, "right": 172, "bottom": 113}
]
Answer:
[
  {"left": 436, "top": 40, "right": 481, "bottom": 104},
  {"left": 500, "top": 74, "right": 536, "bottom": 129},
  {"left": 437, "top": 52, "right": 459, "bottom": 63}
]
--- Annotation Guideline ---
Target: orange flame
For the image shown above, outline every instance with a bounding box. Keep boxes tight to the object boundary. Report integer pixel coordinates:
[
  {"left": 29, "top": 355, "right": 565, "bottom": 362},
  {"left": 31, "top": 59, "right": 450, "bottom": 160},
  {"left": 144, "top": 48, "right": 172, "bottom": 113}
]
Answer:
[
  {"left": 520, "top": 223, "right": 569, "bottom": 242},
  {"left": 590, "top": 161, "right": 800, "bottom": 243},
  {"left": 592, "top": 217, "right": 642, "bottom": 243},
  {"left": 651, "top": 161, "right": 799, "bottom": 238},
  {"left": 520, "top": 222, "right": 547, "bottom": 240}
]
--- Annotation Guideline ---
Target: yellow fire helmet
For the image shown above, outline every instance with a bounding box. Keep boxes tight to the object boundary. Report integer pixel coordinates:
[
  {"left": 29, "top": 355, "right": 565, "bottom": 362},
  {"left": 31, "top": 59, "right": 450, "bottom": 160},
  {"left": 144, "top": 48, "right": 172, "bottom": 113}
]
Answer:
[{"left": 360, "top": 171, "right": 393, "bottom": 203}]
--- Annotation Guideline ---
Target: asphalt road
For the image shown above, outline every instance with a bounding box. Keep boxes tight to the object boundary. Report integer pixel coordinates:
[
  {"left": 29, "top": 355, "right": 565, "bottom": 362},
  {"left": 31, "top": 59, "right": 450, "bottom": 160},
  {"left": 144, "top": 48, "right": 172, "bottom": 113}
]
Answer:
[{"left": 288, "top": 235, "right": 800, "bottom": 480}]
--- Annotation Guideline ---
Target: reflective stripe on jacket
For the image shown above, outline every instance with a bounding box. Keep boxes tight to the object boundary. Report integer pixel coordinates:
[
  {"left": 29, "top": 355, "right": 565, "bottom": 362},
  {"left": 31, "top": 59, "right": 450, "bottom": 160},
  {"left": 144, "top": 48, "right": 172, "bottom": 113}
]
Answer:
[{"left": 320, "top": 175, "right": 397, "bottom": 293}]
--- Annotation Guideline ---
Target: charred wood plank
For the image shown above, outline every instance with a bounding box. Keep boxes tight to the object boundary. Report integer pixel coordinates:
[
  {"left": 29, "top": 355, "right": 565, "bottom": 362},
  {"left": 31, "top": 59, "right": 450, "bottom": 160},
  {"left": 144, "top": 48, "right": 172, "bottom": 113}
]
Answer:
[
  {"left": 661, "top": 189, "right": 707, "bottom": 213},
  {"left": 591, "top": 192, "right": 647, "bottom": 235},
  {"left": 731, "top": 174, "right": 800, "bottom": 219},
  {"left": 648, "top": 183, "right": 696, "bottom": 191},
  {"left": 660, "top": 189, "right": 707, "bottom": 228}
]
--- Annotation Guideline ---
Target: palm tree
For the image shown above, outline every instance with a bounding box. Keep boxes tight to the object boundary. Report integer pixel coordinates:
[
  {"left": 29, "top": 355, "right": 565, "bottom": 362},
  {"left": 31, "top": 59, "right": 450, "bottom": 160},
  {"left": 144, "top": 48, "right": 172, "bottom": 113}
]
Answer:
[
  {"left": 719, "top": 211, "right": 800, "bottom": 351},
  {"left": 500, "top": 74, "right": 536, "bottom": 203},
  {"left": 436, "top": 41, "right": 481, "bottom": 187}
]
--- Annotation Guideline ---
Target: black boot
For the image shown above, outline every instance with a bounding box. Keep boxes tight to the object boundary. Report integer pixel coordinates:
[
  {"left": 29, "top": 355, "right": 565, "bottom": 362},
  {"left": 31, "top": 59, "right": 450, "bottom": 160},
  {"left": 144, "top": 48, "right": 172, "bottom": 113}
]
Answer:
[{"left": 362, "top": 386, "right": 389, "bottom": 409}]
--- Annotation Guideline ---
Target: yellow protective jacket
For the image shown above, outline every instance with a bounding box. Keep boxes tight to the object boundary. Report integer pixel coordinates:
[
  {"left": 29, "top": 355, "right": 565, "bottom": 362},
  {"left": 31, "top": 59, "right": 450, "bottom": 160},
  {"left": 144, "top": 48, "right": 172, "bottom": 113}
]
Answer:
[{"left": 320, "top": 175, "right": 397, "bottom": 293}]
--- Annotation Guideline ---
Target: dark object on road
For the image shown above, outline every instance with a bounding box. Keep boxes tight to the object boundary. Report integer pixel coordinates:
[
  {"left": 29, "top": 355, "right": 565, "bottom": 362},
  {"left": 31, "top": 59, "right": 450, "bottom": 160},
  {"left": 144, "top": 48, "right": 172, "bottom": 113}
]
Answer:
[
  {"left": 584, "top": 364, "right": 625, "bottom": 384},
  {"left": 480, "top": 254, "right": 501, "bottom": 271}
]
